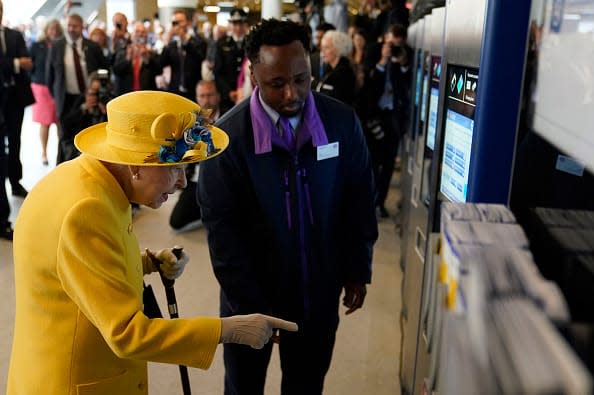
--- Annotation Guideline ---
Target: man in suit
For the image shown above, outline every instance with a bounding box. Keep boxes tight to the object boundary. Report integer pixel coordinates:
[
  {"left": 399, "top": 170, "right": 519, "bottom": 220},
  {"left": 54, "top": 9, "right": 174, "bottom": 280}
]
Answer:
[
  {"left": 160, "top": 9, "right": 207, "bottom": 101},
  {"left": 366, "top": 23, "right": 412, "bottom": 218},
  {"left": 213, "top": 8, "right": 250, "bottom": 110},
  {"left": 112, "top": 21, "right": 162, "bottom": 96},
  {"left": 46, "top": 13, "right": 107, "bottom": 163},
  {"left": 0, "top": 0, "right": 35, "bottom": 202},
  {"left": 198, "top": 19, "right": 378, "bottom": 395},
  {"left": 0, "top": 0, "right": 34, "bottom": 240}
]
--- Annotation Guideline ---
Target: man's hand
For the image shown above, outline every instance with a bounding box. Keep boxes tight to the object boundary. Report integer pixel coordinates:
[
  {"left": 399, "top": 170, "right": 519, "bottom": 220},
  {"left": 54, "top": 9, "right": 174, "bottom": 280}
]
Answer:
[{"left": 342, "top": 283, "right": 367, "bottom": 315}]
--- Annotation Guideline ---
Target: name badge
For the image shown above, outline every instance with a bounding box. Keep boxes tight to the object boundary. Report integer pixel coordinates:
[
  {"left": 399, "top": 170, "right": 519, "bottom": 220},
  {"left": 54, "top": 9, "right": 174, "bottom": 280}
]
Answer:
[
  {"left": 556, "top": 154, "right": 584, "bottom": 177},
  {"left": 317, "top": 142, "right": 339, "bottom": 161}
]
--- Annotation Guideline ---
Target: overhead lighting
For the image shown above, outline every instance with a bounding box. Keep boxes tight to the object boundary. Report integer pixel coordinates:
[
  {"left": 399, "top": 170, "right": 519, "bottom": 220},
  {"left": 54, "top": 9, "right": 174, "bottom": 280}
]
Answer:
[
  {"left": 204, "top": 5, "right": 221, "bottom": 12},
  {"left": 217, "top": 1, "right": 235, "bottom": 7}
]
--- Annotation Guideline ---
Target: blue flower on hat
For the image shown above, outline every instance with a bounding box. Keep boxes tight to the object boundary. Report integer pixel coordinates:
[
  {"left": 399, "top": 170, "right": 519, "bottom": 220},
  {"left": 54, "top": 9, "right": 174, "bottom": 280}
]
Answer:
[{"left": 154, "top": 110, "right": 220, "bottom": 163}]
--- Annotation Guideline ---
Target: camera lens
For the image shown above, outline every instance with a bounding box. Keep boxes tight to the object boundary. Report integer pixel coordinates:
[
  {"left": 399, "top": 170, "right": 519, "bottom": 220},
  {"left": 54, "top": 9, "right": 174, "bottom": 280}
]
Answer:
[{"left": 391, "top": 45, "right": 402, "bottom": 58}]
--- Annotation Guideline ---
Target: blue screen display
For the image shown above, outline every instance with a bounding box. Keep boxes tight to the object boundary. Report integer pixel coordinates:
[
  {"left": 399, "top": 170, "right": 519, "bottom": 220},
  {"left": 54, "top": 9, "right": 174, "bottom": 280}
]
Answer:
[
  {"left": 439, "top": 65, "right": 479, "bottom": 202},
  {"left": 425, "top": 56, "right": 442, "bottom": 151},
  {"left": 426, "top": 87, "right": 439, "bottom": 150},
  {"left": 440, "top": 110, "right": 474, "bottom": 202}
]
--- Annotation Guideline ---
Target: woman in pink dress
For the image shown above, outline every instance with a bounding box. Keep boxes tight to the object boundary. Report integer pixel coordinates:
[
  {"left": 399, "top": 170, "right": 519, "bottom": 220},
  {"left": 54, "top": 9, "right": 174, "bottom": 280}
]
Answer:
[{"left": 30, "top": 19, "right": 63, "bottom": 165}]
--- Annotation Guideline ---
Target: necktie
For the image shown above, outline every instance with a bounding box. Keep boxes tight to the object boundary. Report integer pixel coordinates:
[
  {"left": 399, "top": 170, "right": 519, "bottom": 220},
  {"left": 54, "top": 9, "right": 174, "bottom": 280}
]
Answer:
[
  {"left": 72, "top": 42, "right": 86, "bottom": 94},
  {"left": 178, "top": 42, "right": 186, "bottom": 92},
  {"left": 279, "top": 116, "right": 295, "bottom": 151}
]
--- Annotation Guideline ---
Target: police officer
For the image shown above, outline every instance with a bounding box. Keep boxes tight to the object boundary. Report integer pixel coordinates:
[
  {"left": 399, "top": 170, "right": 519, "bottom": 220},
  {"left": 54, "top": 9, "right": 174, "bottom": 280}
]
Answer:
[{"left": 213, "top": 8, "right": 250, "bottom": 110}]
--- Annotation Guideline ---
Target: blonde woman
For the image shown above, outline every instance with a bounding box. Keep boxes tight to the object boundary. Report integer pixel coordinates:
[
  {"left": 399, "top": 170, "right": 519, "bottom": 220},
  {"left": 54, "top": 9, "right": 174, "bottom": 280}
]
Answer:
[{"left": 30, "top": 18, "right": 63, "bottom": 165}]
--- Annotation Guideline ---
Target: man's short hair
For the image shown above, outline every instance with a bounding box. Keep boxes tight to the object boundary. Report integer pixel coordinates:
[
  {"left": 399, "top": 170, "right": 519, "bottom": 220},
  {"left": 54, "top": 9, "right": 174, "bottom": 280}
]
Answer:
[
  {"left": 68, "top": 13, "right": 84, "bottom": 25},
  {"left": 316, "top": 22, "right": 336, "bottom": 34},
  {"left": 173, "top": 9, "right": 189, "bottom": 21},
  {"left": 245, "top": 19, "right": 310, "bottom": 65},
  {"left": 389, "top": 23, "right": 408, "bottom": 40}
]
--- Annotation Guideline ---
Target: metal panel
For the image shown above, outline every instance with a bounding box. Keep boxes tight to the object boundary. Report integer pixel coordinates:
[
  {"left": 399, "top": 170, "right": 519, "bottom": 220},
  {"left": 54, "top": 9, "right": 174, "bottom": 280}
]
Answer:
[{"left": 399, "top": 14, "right": 433, "bottom": 395}]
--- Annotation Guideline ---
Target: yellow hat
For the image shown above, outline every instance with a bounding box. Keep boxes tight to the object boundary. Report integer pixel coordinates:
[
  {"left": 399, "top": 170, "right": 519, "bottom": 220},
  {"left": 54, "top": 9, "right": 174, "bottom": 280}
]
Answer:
[{"left": 74, "top": 91, "right": 229, "bottom": 166}]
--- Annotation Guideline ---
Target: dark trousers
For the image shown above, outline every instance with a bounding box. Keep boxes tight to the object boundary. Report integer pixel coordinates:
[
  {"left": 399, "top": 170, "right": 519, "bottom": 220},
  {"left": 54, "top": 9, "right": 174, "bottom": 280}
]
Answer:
[
  {"left": 369, "top": 109, "right": 401, "bottom": 208},
  {"left": 3, "top": 90, "right": 25, "bottom": 187},
  {"left": 223, "top": 317, "right": 338, "bottom": 395},
  {"left": 57, "top": 94, "right": 82, "bottom": 164},
  {"left": 169, "top": 180, "right": 201, "bottom": 229}
]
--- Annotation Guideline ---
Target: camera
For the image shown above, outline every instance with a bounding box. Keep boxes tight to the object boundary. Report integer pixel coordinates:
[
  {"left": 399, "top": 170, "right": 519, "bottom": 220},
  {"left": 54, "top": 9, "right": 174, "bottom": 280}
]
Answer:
[
  {"left": 391, "top": 45, "right": 403, "bottom": 59},
  {"left": 115, "top": 22, "right": 123, "bottom": 30},
  {"left": 95, "top": 69, "right": 113, "bottom": 106}
]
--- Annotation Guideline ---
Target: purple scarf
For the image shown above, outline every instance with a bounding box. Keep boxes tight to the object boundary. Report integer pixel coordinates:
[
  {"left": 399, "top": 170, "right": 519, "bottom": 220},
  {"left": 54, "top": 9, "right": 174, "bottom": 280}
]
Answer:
[{"left": 250, "top": 87, "right": 328, "bottom": 154}]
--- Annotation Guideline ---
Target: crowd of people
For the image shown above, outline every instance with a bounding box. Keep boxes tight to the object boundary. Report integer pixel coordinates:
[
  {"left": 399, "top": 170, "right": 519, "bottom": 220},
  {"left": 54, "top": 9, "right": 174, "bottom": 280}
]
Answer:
[
  {"left": 1, "top": 0, "right": 411, "bottom": 241},
  {"left": 3, "top": 1, "right": 412, "bottom": 393}
]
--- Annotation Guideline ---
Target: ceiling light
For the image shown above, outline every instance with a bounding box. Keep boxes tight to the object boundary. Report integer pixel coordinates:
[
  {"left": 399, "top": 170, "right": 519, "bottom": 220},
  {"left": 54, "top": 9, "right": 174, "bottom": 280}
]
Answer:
[{"left": 204, "top": 5, "right": 221, "bottom": 12}]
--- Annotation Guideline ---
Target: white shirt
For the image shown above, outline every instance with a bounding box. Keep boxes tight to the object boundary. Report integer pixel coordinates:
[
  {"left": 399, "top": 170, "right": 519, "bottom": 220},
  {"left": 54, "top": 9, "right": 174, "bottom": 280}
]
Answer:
[{"left": 64, "top": 36, "right": 89, "bottom": 95}]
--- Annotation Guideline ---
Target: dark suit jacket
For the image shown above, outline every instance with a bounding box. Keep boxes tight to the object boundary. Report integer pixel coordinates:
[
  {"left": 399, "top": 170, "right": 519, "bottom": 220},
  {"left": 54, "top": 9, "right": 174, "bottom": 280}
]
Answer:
[
  {"left": 112, "top": 48, "right": 163, "bottom": 96},
  {"left": 0, "top": 27, "right": 34, "bottom": 108},
  {"left": 46, "top": 37, "right": 106, "bottom": 116},
  {"left": 366, "top": 43, "right": 412, "bottom": 116},
  {"left": 198, "top": 93, "right": 377, "bottom": 320},
  {"left": 160, "top": 35, "right": 206, "bottom": 99},
  {"left": 213, "top": 35, "right": 244, "bottom": 109}
]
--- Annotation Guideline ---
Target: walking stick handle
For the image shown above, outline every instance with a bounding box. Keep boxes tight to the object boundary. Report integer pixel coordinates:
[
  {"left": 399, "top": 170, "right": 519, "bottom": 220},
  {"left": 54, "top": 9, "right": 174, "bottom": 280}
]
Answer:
[
  {"left": 157, "top": 246, "right": 192, "bottom": 394},
  {"left": 172, "top": 246, "right": 183, "bottom": 259}
]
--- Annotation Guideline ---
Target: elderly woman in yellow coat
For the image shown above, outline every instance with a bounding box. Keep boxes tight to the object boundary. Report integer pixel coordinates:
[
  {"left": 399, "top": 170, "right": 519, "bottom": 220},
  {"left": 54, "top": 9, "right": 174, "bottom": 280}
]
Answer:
[{"left": 7, "top": 91, "right": 297, "bottom": 394}]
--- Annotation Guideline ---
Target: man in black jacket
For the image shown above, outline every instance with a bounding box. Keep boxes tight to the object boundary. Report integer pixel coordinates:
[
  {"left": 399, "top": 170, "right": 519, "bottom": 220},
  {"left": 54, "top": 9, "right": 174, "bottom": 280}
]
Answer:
[
  {"left": 213, "top": 8, "right": 250, "bottom": 110},
  {"left": 365, "top": 23, "right": 412, "bottom": 217},
  {"left": 160, "top": 9, "right": 206, "bottom": 100},
  {"left": 112, "top": 21, "right": 162, "bottom": 95},
  {"left": 0, "top": 0, "right": 34, "bottom": 199}
]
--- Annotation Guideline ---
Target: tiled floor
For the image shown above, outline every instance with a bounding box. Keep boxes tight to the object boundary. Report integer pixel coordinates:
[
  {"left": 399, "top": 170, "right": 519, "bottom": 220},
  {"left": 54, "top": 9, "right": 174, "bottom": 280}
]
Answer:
[{"left": 0, "top": 108, "right": 403, "bottom": 394}]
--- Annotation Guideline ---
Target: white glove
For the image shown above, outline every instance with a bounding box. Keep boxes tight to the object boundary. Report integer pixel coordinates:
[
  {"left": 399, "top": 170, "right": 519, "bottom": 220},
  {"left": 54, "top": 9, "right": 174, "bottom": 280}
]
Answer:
[
  {"left": 141, "top": 248, "right": 189, "bottom": 279},
  {"left": 220, "top": 314, "right": 298, "bottom": 349}
]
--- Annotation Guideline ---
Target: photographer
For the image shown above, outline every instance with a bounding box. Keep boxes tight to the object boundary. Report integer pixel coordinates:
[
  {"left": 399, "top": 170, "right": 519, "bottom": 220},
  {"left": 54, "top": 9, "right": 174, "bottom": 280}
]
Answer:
[
  {"left": 364, "top": 23, "right": 412, "bottom": 218},
  {"left": 160, "top": 9, "right": 207, "bottom": 100},
  {"left": 111, "top": 12, "right": 131, "bottom": 54},
  {"left": 57, "top": 70, "right": 114, "bottom": 164},
  {"left": 113, "top": 21, "right": 162, "bottom": 96}
]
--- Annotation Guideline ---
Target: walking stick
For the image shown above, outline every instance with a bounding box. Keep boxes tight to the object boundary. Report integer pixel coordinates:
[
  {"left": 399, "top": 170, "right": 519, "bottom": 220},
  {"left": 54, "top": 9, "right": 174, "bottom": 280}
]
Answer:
[{"left": 157, "top": 246, "right": 192, "bottom": 395}]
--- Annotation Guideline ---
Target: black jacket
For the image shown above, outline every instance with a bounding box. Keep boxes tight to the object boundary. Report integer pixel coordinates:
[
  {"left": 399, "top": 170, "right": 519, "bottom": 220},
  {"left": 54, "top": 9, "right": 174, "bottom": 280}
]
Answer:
[
  {"left": 112, "top": 48, "right": 162, "bottom": 95},
  {"left": 314, "top": 56, "right": 356, "bottom": 106},
  {"left": 160, "top": 34, "right": 207, "bottom": 99}
]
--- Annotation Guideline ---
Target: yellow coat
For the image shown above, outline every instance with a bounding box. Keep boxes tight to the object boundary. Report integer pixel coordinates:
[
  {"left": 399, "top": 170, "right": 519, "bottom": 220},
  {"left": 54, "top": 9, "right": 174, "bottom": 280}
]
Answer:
[{"left": 8, "top": 155, "right": 221, "bottom": 395}]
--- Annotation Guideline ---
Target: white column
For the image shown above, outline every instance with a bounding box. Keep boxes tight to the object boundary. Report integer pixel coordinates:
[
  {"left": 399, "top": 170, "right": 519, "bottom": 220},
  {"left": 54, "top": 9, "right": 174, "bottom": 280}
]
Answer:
[{"left": 260, "top": 0, "right": 283, "bottom": 20}]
